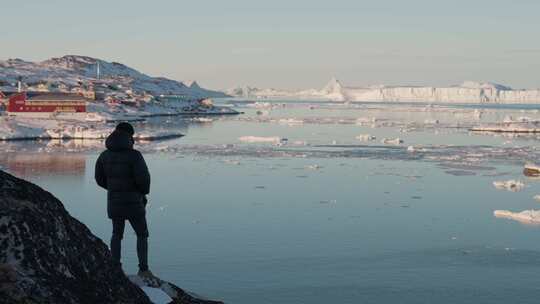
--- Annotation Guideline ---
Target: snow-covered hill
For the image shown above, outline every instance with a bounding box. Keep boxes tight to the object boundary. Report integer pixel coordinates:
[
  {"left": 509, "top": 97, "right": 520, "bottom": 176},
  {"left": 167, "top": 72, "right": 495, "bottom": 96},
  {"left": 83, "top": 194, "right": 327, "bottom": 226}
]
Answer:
[
  {"left": 227, "top": 79, "right": 540, "bottom": 103},
  {"left": 0, "top": 55, "right": 227, "bottom": 99}
]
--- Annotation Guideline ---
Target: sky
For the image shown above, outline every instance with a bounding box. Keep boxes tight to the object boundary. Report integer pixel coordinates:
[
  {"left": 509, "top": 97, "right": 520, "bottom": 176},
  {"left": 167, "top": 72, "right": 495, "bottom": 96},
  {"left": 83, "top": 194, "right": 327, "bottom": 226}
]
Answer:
[{"left": 1, "top": 0, "right": 539, "bottom": 90}]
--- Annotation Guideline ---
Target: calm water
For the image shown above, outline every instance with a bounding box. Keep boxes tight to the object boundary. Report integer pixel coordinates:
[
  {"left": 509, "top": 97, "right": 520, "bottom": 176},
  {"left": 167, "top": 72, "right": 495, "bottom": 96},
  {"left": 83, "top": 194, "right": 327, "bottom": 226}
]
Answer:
[{"left": 3, "top": 101, "right": 540, "bottom": 303}]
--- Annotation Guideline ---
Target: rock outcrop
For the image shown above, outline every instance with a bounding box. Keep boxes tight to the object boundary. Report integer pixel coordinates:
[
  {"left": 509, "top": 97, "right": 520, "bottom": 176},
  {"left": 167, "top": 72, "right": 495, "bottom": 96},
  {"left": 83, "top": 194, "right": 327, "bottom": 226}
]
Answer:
[{"left": 0, "top": 169, "right": 222, "bottom": 304}]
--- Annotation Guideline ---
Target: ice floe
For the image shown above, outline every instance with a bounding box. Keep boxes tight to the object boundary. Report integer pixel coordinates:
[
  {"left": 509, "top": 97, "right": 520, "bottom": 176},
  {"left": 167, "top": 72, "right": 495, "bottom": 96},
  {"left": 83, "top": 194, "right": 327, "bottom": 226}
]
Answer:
[
  {"left": 493, "top": 180, "right": 525, "bottom": 192},
  {"left": 238, "top": 136, "right": 284, "bottom": 144},
  {"left": 423, "top": 119, "right": 440, "bottom": 124},
  {"left": 278, "top": 118, "right": 304, "bottom": 126},
  {"left": 494, "top": 210, "right": 540, "bottom": 225},
  {"left": 381, "top": 138, "right": 403, "bottom": 145},
  {"left": 305, "top": 164, "right": 323, "bottom": 170},
  {"left": 356, "top": 134, "right": 376, "bottom": 142}
]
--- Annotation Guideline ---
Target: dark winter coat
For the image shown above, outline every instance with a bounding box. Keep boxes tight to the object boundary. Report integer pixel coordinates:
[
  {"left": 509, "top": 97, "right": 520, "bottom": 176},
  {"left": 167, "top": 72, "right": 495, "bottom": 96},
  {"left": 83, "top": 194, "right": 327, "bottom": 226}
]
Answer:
[{"left": 95, "top": 130, "right": 150, "bottom": 219}]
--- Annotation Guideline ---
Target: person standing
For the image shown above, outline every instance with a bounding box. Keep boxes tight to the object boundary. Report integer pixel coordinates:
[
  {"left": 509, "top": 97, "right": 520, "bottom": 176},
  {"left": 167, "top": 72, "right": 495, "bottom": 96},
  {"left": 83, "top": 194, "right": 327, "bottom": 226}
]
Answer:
[{"left": 95, "top": 122, "right": 154, "bottom": 278}]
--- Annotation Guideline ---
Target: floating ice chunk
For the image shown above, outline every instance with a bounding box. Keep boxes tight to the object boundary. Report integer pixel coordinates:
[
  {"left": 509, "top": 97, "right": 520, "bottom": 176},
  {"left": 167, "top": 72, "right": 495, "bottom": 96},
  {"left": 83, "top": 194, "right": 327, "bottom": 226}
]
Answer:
[
  {"left": 381, "top": 138, "right": 403, "bottom": 145},
  {"left": 494, "top": 209, "right": 540, "bottom": 225},
  {"left": 306, "top": 164, "right": 322, "bottom": 170},
  {"left": 239, "top": 136, "right": 283, "bottom": 144},
  {"left": 224, "top": 159, "right": 241, "bottom": 165},
  {"left": 154, "top": 145, "right": 170, "bottom": 152},
  {"left": 493, "top": 180, "right": 525, "bottom": 192},
  {"left": 356, "top": 134, "right": 376, "bottom": 142},
  {"left": 191, "top": 117, "right": 213, "bottom": 123},
  {"left": 424, "top": 119, "right": 439, "bottom": 124},
  {"left": 406, "top": 145, "right": 428, "bottom": 153},
  {"left": 278, "top": 118, "right": 304, "bottom": 126},
  {"left": 291, "top": 140, "right": 308, "bottom": 146},
  {"left": 534, "top": 195, "right": 540, "bottom": 202},
  {"left": 247, "top": 102, "right": 273, "bottom": 109},
  {"left": 356, "top": 117, "right": 378, "bottom": 124}
]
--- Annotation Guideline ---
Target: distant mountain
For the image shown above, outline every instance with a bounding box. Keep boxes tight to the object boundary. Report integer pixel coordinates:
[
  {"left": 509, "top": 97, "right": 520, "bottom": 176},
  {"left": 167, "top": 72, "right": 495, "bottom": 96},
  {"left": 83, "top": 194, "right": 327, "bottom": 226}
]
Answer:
[
  {"left": 0, "top": 55, "right": 228, "bottom": 98},
  {"left": 227, "top": 78, "right": 540, "bottom": 103}
]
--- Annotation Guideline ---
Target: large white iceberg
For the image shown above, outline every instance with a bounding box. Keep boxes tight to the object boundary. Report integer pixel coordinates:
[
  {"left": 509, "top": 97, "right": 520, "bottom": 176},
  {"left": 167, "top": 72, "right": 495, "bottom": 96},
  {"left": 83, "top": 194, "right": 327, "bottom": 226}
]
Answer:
[{"left": 228, "top": 79, "right": 540, "bottom": 103}]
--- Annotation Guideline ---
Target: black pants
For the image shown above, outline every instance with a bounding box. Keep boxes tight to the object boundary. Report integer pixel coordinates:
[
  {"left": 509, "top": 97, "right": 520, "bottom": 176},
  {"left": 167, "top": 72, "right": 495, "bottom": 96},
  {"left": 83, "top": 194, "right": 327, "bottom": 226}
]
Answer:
[{"left": 111, "top": 216, "right": 149, "bottom": 271}]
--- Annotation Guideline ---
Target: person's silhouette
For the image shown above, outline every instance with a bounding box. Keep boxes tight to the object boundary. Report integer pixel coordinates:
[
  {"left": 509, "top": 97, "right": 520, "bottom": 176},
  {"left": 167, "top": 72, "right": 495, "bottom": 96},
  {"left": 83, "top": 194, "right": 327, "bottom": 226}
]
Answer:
[{"left": 95, "top": 122, "right": 154, "bottom": 278}]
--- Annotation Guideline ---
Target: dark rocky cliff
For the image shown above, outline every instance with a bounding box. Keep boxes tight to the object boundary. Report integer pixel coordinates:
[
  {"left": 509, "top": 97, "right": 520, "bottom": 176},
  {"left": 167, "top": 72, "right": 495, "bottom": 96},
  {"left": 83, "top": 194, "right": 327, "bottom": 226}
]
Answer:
[{"left": 0, "top": 170, "right": 223, "bottom": 304}]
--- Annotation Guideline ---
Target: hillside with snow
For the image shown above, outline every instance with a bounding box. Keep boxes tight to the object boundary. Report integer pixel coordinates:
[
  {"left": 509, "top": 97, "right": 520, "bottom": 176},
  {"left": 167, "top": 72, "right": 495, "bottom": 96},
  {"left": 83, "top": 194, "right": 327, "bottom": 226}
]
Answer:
[
  {"left": 227, "top": 78, "right": 540, "bottom": 103},
  {"left": 0, "top": 55, "right": 227, "bottom": 99}
]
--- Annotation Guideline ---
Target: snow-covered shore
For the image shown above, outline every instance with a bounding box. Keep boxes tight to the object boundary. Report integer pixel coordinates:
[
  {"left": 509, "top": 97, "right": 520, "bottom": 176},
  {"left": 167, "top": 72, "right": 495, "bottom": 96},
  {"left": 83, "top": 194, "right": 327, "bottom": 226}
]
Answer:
[
  {"left": 0, "top": 55, "right": 240, "bottom": 142},
  {"left": 0, "top": 117, "right": 184, "bottom": 141}
]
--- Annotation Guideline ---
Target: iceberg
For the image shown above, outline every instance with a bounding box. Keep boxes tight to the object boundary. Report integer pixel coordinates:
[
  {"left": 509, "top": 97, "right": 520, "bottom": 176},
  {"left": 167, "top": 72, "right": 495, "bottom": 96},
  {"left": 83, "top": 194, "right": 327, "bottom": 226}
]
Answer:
[{"left": 228, "top": 79, "right": 540, "bottom": 103}]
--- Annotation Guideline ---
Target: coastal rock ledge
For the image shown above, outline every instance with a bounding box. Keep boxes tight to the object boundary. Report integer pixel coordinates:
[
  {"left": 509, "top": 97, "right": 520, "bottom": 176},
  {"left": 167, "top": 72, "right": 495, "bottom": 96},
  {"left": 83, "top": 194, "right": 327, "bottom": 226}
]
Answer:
[{"left": 0, "top": 169, "right": 223, "bottom": 304}]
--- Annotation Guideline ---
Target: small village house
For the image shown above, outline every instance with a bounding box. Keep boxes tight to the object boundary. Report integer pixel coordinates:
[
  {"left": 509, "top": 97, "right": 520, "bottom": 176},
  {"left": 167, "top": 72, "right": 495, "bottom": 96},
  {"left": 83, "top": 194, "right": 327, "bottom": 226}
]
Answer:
[{"left": 7, "top": 92, "right": 88, "bottom": 117}]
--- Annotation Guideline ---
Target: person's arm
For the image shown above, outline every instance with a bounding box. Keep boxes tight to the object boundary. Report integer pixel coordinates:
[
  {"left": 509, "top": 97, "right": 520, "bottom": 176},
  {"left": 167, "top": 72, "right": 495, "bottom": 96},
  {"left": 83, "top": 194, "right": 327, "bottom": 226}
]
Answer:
[
  {"left": 94, "top": 153, "right": 108, "bottom": 190},
  {"left": 133, "top": 151, "right": 151, "bottom": 195}
]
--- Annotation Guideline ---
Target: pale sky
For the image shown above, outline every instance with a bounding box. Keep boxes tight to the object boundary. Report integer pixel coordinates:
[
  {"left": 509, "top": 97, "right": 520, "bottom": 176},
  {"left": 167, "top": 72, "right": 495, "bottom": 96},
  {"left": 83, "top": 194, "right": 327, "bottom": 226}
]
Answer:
[{"left": 2, "top": 0, "right": 539, "bottom": 90}]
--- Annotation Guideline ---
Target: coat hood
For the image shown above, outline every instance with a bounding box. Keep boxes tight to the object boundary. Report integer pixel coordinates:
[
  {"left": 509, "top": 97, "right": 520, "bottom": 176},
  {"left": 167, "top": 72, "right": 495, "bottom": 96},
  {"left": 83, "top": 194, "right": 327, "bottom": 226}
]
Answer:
[{"left": 105, "top": 130, "right": 134, "bottom": 152}]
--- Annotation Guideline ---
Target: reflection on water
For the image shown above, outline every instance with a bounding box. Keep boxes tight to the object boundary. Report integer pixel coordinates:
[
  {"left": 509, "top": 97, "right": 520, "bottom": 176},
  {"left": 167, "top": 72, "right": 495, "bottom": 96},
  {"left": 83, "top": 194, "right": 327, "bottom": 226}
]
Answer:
[
  {"left": 46, "top": 139, "right": 104, "bottom": 150},
  {"left": 0, "top": 153, "right": 86, "bottom": 177}
]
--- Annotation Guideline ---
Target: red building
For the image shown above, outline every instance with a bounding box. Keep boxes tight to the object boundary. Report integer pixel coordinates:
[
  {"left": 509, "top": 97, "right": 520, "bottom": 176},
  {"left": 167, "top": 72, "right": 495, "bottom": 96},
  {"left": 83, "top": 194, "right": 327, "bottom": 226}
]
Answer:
[{"left": 7, "top": 92, "right": 87, "bottom": 116}]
